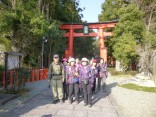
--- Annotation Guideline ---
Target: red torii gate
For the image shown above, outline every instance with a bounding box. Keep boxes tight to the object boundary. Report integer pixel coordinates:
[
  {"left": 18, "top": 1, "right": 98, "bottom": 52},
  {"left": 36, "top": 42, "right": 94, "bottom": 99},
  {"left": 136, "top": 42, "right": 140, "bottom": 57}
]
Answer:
[{"left": 60, "top": 21, "right": 117, "bottom": 61}]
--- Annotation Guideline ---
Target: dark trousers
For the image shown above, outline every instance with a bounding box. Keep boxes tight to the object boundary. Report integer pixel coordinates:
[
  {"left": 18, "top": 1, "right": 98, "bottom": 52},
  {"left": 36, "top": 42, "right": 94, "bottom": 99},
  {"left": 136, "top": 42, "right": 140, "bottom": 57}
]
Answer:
[
  {"left": 69, "top": 83, "right": 79, "bottom": 101},
  {"left": 92, "top": 78, "right": 96, "bottom": 92},
  {"left": 79, "top": 87, "right": 83, "bottom": 98},
  {"left": 98, "top": 77, "right": 106, "bottom": 91},
  {"left": 82, "top": 82, "right": 92, "bottom": 105},
  {"left": 63, "top": 82, "right": 69, "bottom": 100}
]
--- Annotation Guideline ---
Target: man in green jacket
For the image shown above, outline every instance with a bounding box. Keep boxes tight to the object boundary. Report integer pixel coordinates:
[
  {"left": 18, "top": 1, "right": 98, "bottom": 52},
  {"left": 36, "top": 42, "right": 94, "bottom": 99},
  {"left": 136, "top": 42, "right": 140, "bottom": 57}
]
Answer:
[{"left": 48, "top": 54, "right": 64, "bottom": 104}]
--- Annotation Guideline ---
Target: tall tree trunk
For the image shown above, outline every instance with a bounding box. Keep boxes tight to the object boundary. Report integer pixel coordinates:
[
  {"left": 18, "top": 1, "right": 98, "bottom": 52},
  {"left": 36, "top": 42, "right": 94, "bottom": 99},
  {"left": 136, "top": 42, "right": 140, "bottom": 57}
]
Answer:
[
  {"left": 38, "top": 0, "right": 42, "bottom": 12},
  {"left": 147, "top": 8, "right": 154, "bottom": 32},
  {"left": 46, "top": 3, "right": 50, "bottom": 22},
  {"left": 12, "top": 0, "right": 16, "bottom": 9}
]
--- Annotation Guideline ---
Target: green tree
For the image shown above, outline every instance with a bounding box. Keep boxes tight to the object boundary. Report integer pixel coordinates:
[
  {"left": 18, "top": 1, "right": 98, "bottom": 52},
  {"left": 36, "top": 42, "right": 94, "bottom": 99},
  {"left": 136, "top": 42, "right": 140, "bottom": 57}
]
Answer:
[
  {"left": 98, "top": 0, "right": 130, "bottom": 21},
  {"left": 0, "top": 0, "right": 84, "bottom": 67},
  {"left": 113, "top": 33, "right": 137, "bottom": 71},
  {"left": 99, "top": 1, "right": 146, "bottom": 71}
]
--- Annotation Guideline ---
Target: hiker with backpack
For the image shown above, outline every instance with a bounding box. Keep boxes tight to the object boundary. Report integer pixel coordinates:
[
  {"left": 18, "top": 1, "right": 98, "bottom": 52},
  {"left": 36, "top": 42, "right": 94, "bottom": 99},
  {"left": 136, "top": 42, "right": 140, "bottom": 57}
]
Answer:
[{"left": 48, "top": 54, "right": 64, "bottom": 104}]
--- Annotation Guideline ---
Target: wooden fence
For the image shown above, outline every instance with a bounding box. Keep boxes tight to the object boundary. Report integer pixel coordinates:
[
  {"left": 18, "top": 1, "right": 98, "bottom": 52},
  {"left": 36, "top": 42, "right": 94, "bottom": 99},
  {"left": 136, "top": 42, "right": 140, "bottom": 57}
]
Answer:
[{"left": 0, "top": 68, "right": 48, "bottom": 87}]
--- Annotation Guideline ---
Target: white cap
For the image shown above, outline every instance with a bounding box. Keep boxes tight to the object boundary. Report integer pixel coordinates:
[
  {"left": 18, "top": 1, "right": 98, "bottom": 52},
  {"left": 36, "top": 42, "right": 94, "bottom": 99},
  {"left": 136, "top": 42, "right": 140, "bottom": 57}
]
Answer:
[
  {"left": 81, "top": 57, "right": 88, "bottom": 62},
  {"left": 68, "top": 58, "right": 76, "bottom": 63}
]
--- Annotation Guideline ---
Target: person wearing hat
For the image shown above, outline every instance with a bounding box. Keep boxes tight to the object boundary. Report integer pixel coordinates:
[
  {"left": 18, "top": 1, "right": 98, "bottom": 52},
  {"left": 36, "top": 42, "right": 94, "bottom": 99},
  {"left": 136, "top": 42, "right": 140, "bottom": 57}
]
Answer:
[
  {"left": 48, "top": 54, "right": 64, "bottom": 104},
  {"left": 75, "top": 58, "right": 83, "bottom": 98},
  {"left": 62, "top": 58, "right": 69, "bottom": 100},
  {"left": 91, "top": 59, "right": 98, "bottom": 93},
  {"left": 66, "top": 58, "right": 80, "bottom": 104},
  {"left": 79, "top": 57, "right": 94, "bottom": 107},
  {"left": 98, "top": 58, "right": 108, "bottom": 92},
  {"left": 63, "top": 58, "right": 68, "bottom": 66}
]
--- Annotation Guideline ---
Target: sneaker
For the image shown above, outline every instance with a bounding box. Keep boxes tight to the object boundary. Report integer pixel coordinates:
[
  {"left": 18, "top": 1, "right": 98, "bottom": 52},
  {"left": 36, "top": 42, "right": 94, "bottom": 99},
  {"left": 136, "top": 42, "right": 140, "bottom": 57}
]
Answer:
[
  {"left": 60, "top": 99, "right": 64, "bottom": 104},
  {"left": 53, "top": 100, "right": 58, "bottom": 104},
  {"left": 75, "top": 101, "right": 79, "bottom": 104},
  {"left": 84, "top": 103, "right": 87, "bottom": 106},
  {"left": 68, "top": 100, "right": 72, "bottom": 104},
  {"left": 88, "top": 104, "right": 92, "bottom": 108}
]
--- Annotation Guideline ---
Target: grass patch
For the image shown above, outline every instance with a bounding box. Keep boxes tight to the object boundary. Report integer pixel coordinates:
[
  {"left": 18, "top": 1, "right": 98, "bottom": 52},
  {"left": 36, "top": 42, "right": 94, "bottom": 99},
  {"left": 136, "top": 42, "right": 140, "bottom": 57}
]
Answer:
[
  {"left": 120, "top": 83, "right": 156, "bottom": 93},
  {"left": 108, "top": 67, "right": 137, "bottom": 76}
]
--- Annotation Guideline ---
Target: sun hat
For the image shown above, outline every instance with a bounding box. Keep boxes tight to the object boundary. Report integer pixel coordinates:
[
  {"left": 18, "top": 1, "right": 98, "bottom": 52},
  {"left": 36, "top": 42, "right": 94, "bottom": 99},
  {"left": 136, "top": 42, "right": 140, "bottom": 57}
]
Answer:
[
  {"left": 68, "top": 58, "right": 76, "bottom": 63},
  {"left": 81, "top": 58, "right": 88, "bottom": 62}
]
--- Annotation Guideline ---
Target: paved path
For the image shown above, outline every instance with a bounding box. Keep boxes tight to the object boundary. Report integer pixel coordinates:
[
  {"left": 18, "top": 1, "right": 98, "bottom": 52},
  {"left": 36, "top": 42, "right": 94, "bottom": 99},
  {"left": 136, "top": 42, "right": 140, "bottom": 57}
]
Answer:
[
  {"left": 0, "top": 80, "right": 118, "bottom": 117},
  {"left": 0, "top": 80, "right": 49, "bottom": 112},
  {"left": 1, "top": 75, "right": 155, "bottom": 117},
  {"left": 106, "top": 76, "right": 156, "bottom": 117}
]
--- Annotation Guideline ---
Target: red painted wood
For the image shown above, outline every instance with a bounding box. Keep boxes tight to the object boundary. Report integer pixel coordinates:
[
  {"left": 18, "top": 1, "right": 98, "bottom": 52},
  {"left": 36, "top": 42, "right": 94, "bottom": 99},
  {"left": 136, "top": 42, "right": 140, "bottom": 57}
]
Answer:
[
  {"left": 60, "top": 23, "right": 117, "bottom": 30},
  {"left": 64, "top": 32, "right": 112, "bottom": 37},
  {"left": 40, "top": 69, "right": 44, "bottom": 80},
  {"left": 2, "top": 71, "right": 5, "bottom": 86},
  {"left": 69, "top": 29, "right": 74, "bottom": 57},
  {"left": 31, "top": 70, "right": 34, "bottom": 82},
  {"left": 43, "top": 68, "right": 48, "bottom": 79}
]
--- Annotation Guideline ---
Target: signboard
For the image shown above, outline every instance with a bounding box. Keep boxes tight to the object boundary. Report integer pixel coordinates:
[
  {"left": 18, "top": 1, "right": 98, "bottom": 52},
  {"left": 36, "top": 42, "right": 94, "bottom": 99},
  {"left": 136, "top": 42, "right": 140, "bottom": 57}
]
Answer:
[{"left": 7, "top": 54, "right": 20, "bottom": 70}]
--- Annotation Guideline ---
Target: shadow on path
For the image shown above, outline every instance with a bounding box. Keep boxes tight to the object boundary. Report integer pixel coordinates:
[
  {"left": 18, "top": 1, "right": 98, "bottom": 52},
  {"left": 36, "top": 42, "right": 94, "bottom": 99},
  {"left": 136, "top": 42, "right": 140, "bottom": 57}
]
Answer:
[
  {"left": 0, "top": 88, "right": 53, "bottom": 117},
  {"left": 0, "top": 82, "right": 118, "bottom": 117},
  {"left": 92, "top": 82, "right": 117, "bottom": 105}
]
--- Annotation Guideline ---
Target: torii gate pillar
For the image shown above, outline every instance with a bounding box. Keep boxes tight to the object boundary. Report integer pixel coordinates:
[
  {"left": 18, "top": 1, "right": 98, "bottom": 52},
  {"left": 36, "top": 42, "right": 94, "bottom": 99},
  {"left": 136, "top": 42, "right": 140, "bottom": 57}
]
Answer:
[
  {"left": 99, "top": 27, "right": 107, "bottom": 62},
  {"left": 69, "top": 29, "right": 74, "bottom": 57}
]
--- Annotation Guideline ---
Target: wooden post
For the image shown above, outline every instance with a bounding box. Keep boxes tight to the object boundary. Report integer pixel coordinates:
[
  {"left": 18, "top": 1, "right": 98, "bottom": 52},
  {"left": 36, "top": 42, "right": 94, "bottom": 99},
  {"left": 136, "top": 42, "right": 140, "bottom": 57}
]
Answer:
[
  {"left": 69, "top": 29, "right": 74, "bottom": 57},
  {"left": 99, "top": 28, "right": 107, "bottom": 62}
]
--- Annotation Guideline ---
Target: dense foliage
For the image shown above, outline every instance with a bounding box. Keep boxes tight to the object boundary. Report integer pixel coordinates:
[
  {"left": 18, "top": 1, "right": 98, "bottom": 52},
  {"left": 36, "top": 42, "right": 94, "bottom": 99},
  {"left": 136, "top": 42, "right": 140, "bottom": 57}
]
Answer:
[
  {"left": 99, "top": 0, "right": 156, "bottom": 73},
  {"left": 0, "top": 0, "right": 96, "bottom": 68}
]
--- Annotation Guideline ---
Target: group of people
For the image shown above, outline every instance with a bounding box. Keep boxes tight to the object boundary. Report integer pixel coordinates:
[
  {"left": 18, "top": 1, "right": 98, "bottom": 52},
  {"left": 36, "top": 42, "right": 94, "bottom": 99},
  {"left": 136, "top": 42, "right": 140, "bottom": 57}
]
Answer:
[{"left": 48, "top": 54, "right": 108, "bottom": 107}]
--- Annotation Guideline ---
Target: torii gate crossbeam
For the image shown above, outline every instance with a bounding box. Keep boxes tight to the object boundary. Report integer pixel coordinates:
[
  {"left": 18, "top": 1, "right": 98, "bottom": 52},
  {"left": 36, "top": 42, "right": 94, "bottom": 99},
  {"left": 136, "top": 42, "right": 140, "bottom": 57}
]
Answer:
[{"left": 60, "top": 21, "right": 117, "bottom": 62}]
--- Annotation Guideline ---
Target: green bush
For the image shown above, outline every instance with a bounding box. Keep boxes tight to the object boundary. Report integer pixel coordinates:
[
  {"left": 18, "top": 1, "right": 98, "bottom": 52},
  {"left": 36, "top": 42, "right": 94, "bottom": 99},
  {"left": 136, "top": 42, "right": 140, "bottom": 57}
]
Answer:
[
  {"left": 0, "top": 65, "right": 5, "bottom": 71},
  {"left": 11, "top": 67, "right": 31, "bottom": 92},
  {"left": 0, "top": 65, "right": 5, "bottom": 86}
]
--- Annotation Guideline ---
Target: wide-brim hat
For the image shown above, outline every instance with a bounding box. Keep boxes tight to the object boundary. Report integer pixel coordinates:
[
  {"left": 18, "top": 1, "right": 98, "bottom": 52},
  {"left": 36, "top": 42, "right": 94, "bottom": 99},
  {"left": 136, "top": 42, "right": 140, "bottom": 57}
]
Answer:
[
  {"left": 68, "top": 58, "right": 76, "bottom": 63},
  {"left": 81, "top": 58, "right": 88, "bottom": 62}
]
